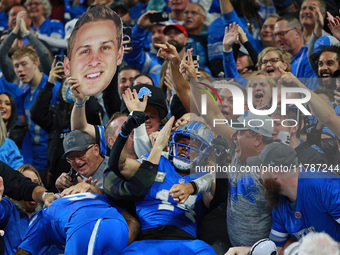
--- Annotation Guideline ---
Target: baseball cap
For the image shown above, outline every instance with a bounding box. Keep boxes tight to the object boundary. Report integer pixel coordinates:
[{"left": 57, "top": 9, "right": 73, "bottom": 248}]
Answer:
[
  {"left": 163, "top": 24, "right": 188, "bottom": 38},
  {"left": 228, "top": 112, "right": 274, "bottom": 138},
  {"left": 65, "top": 19, "right": 78, "bottom": 40},
  {"left": 246, "top": 142, "right": 298, "bottom": 168},
  {"left": 120, "top": 84, "right": 168, "bottom": 119},
  {"left": 63, "top": 130, "right": 95, "bottom": 158}
]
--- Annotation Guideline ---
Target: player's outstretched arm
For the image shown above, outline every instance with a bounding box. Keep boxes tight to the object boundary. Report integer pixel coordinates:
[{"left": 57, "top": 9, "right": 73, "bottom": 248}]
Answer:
[{"left": 104, "top": 117, "right": 174, "bottom": 201}]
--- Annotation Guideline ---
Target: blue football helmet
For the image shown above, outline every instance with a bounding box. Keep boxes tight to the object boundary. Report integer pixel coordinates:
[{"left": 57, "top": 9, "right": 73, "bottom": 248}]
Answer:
[{"left": 169, "top": 122, "right": 213, "bottom": 170}]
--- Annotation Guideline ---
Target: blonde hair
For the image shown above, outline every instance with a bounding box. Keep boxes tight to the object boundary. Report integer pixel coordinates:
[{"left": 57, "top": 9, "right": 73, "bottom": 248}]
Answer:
[
  {"left": 257, "top": 47, "right": 292, "bottom": 72},
  {"left": 11, "top": 46, "right": 39, "bottom": 63},
  {"left": 0, "top": 116, "right": 6, "bottom": 146},
  {"left": 246, "top": 70, "right": 277, "bottom": 90},
  {"left": 17, "top": 164, "right": 44, "bottom": 187}
]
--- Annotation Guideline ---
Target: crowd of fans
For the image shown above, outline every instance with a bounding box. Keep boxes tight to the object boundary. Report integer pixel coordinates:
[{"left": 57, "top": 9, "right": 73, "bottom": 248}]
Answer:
[{"left": 0, "top": 0, "right": 340, "bottom": 254}]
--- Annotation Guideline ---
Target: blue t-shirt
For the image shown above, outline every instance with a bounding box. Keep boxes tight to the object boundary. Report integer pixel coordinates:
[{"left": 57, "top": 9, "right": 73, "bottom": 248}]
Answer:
[
  {"left": 31, "top": 18, "right": 65, "bottom": 55},
  {"left": 291, "top": 47, "right": 319, "bottom": 90},
  {"left": 17, "top": 74, "right": 60, "bottom": 172},
  {"left": 269, "top": 170, "right": 340, "bottom": 246},
  {"left": 136, "top": 156, "right": 205, "bottom": 238}
]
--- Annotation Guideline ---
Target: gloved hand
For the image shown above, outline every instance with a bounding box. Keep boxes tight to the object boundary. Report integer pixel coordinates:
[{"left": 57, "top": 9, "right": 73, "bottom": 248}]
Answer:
[{"left": 120, "top": 111, "right": 150, "bottom": 137}]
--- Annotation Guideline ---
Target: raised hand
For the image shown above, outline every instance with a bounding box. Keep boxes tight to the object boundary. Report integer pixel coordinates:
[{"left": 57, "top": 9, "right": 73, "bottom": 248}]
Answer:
[
  {"left": 137, "top": 10, "right": 158, "bottom": 28},
  {"left": 180, "top": 49, "right": 197, "bottom": 80},
  {"left": 48, "top": 59, "right": 65, "bottom": 83},
  {"left": 153, "top": 116, "right": 175, "bottom": 151},
  {"left": 156, "top": 42, "right": 180, "bottom": 61},
  {"left": 312, "top": 3, "right": 324, "bottom": 37},
  {"left": 122, "top": 88, "right": 148, "bottom": 112},
  {"left": 237, "top": 25, "right": 248, "bottom": 44},
  {"left": 277, "top": 66, "right": 301, "bottom": 87},
  {"left": 327, "top": 12, "right": 340, "bottom": 41},
  {"left": 69, "top": 77, "right": 85, "bottom": 104},
  {"left": 223, "top": 22, "right": 239, "bottom": 52}
]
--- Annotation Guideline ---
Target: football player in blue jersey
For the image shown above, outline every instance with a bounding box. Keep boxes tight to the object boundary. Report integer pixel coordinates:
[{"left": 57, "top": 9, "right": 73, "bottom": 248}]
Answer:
[
  {"left": 15, "top": 192, "right": 129, "bottom": 255},
  {"left": 102, "top": 106, "right": 216, "bottom": 254},
  {"left": 226, "top": 142, "right": 340, "bottom": 255}
]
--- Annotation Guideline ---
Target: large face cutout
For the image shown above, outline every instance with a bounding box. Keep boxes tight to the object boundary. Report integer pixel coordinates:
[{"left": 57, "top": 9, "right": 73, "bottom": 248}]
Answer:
[{"left": 64, "top": 20, "right": 123, "bottom": 96}]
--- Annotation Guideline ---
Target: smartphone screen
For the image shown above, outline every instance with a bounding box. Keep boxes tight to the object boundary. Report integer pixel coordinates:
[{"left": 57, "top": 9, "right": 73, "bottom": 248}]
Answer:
[{"left": 149, "top": 11, "right": 169, "bottom": 23}]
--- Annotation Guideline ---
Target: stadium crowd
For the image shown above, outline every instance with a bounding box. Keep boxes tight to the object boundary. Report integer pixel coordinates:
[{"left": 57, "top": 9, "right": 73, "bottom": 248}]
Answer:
[{"left": 0, "top": 0, "right": 340, "bottom": 254}]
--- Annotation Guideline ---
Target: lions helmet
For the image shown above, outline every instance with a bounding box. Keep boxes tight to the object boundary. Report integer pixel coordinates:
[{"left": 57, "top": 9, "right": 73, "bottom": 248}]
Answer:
[{"left": 169, "top": 122, "right": 213, "bottom": 170}]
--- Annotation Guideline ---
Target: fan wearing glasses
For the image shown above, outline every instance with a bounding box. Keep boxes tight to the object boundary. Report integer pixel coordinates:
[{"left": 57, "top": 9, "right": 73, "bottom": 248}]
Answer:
[
  {"left": 274, "top": 15, "right": 319, "bottom": 90},
  {"left": 55, "top": 130, "right": 107, "bottom": 192}
]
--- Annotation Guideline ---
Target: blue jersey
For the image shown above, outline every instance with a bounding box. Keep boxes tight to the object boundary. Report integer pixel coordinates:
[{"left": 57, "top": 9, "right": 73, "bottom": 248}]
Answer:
[
  {"left": 0, "top": 197, "right": 61, "bottom": 255},
  {"left": 0, "top": 197, "right": 31, "bottom": 255},
  {"left": 31, "top": 18, "right": 65, "bottom": 55},
  {"left": 17, "top": 74, "right": 60, "bottom": 172},
  {"left": 95, "top": 125, "right": 107, "bottom": 155},
  {"left": 269, "top": 170, "right": 340, "bottom": 246},
  {"left": 19, "top": 193, "right": 127, "bottom": 254},
  {"left": 291, "top": 47, "right": 319, "bottom": 90},
  {"left": 136, "top": 156, "right": 205, "bottom": 238}
]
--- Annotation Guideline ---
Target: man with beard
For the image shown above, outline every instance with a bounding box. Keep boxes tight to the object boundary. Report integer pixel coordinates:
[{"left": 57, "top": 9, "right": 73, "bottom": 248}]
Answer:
[
  {"left": 163, "top": 24, "right": 189, "bottom": 57},
  {"left": 317, "top": 45, "right": 340, "bottom": 91},
  {"left": 123, "top": 10, "right": 166, "bottom": 86},
  {"left": 226, "top": 142, "right": 340, "bottom": 254}
]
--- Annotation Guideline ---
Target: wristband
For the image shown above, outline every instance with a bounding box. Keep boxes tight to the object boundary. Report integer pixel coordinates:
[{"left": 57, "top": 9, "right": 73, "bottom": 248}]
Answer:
[
  {"left": 189, "top": 181, "right": 198, "bottom": 195},
  {"left": 42, "top": 191, "right": 54, "bottom": 200},
  {"left": 23, "top": 31, "right": 31, "bottom": 38},
  {"left": 119, "top": 131, "right": 129, "bottom": 138},
  {"left": 75, "top": 100, "right": 86, "bottom": 107}
]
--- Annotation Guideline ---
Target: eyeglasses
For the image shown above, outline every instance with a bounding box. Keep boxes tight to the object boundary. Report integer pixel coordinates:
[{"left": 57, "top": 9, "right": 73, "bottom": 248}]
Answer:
[
  {"left": 66, "top": 145, "right": 94, "bottom": 163},
  {"left": 27, "top": 2, "right": 42, "bottom": 7},
  {"left": 273, "top": 28, "right": 296, "bottom": 39},
  {"left": 184, "top": 10, "right": 203, "bottom": 17},
  {"left": 261, "top": 57, "right": 281, "bottom": 65}
]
